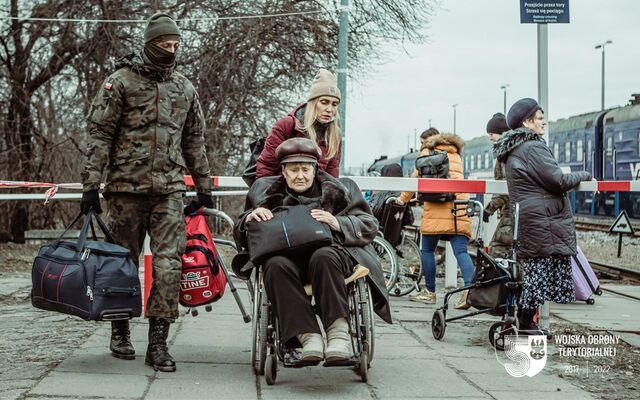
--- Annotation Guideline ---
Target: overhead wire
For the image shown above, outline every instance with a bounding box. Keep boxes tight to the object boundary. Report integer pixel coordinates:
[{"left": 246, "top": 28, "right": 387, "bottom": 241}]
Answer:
[{"left": 0, "top": 9, "right": 323, "bottom": 24}]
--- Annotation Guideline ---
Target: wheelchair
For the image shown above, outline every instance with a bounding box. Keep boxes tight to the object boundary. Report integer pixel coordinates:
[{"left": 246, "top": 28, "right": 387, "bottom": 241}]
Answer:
[
  {"left": 378, "top": 197, "right": 422, "bottom": 296},
  {"left": 250, "top": 263, "right": 375, "bottom": 385}
]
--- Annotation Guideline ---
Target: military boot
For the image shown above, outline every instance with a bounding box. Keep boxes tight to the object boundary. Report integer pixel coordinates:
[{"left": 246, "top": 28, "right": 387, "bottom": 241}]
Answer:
[
  {"left": 110, "top": 320, "right": 135, "bottom": 360},
  {"left": 145, "top": 317, "right": 176, "bottom": 372}
]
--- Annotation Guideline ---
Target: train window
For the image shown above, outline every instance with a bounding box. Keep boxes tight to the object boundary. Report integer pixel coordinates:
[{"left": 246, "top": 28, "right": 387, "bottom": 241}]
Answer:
[
  {"left": 606, "top": 136, "right": 613, "bottom": 158},
  {"left": 470, "top": 155, "right": 475, "bottom": 170},
  {"left": 484, "top": 152, "right": 489, "bottom": 169},
  {"left": 576, "top": 140, "right": 583, "bottom": 162},
  {"left": 587, "top": 139, "right": 592, "bottom": 162},
  {"left": 476, "top": 154, "right": 481, "bottom": 170},
  {"left": 553, "top": 142, "right": 559, "bottom": 160},
  {"left": 565, "top": 142, "right": 571, "bottom": 162}
]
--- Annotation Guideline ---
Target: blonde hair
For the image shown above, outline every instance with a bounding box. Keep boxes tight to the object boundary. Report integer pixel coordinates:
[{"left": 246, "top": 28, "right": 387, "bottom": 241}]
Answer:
[{"left": 303, "top": 98, "right": 342, "bottom": 159}]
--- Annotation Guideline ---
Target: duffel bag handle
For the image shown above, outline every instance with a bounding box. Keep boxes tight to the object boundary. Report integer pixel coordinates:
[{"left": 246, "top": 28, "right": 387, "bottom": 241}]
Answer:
[
  {"left": 51, "top": 210, "right": 117, "bottom": 252},
  {"left": 76, "top": 211, "right": 116, "bottom": 252}
]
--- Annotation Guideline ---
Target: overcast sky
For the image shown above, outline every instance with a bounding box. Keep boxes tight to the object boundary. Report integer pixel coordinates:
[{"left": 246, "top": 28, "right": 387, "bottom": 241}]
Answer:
[{"left": 344, "top": 0, "right": 639, "bottom": 170}]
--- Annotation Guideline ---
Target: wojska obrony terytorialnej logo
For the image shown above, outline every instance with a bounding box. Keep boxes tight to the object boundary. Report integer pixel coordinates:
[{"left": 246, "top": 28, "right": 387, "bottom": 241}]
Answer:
[{"left": 494, "top": 335, "right": 548, "bottom": 378}]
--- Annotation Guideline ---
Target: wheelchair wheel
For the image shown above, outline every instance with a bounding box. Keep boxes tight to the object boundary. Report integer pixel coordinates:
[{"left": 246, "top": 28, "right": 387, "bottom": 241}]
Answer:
[
  {"left": 357, "top": 279, "right": 375, "bottom": 364},
  {"left": 489, "top": 321, "right": 517, "bottom": 351},
  {"left": 250, "top": 270, "right": 266, "bottom": 375},
  {"left": 265, "top": 352, "right": 277, "bottom": 386},
  {"left": 257, "top": 298, "right": 269, "bottom": 374},
  {"left": 431, "top": 309, "right": 446, "bottom": 340},
  {"left": 372, "top": 236, "right": 398, "bottom": 292},
  {"left": 391, "top": 235, "right": 422, "bottom": 297}
]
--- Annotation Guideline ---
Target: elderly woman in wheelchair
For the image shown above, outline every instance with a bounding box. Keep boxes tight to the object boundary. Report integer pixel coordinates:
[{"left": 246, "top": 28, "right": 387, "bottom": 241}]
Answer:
[{"left": 233, "top": 137, "right": 391, "bottom": 365}]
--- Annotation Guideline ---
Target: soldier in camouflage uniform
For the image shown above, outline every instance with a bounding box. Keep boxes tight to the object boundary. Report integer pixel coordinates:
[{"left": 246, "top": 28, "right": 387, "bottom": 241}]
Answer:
[
  {"left": 483, "top": 113, "right": 512, "bottom": 259},
  {"left": 80, "top": 13, "right": 213, "bottom": 373}
]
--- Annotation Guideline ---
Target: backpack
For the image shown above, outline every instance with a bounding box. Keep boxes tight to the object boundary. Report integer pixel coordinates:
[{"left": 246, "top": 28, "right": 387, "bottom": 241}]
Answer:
[
  {"left": 415, "top": 150, "right": 456, "bottom": 203},
  {"left": 241, "top": 137, "right": 265, "bottom": 187},
  {"left": 180, "top": 214, "right": 226, "bottom": 308}
]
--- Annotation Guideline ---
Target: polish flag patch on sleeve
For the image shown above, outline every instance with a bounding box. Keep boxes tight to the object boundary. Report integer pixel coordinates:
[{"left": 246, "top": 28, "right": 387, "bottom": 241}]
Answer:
[{"left": 103, "top": 82, "right": 112, "bottom": 90}]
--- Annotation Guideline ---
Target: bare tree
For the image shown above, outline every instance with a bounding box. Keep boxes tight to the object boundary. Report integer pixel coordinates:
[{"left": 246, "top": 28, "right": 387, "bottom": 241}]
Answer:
[{"left": 0, "top": 0, "right": 437, "bottom": 241}]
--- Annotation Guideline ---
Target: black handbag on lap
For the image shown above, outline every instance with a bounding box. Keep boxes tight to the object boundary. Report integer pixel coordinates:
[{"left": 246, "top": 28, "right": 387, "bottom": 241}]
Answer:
[
  {"left": 246, "top": 205, "right": 333, "bottom": 264},
  {"left": 31, "top": 210, "right": 142, "bottom": 321}
]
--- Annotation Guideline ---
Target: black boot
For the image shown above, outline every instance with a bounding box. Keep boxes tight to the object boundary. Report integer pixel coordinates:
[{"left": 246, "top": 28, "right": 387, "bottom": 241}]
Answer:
[
  {"left": 518, "top": 308, "right": 540, "bottom": 334},
  {"left": 145, "top": 317, "right": 176, "bottom": 372},
  {"left": 110, "top": 320, "right": 135, "bottom": 360}
]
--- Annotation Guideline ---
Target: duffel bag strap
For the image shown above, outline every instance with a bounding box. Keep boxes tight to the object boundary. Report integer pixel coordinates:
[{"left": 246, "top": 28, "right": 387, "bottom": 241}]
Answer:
[
  {"left": 51, "top": 210, "right": 85, "bottom": 249},
  {"left": 93, "top": 213, "right": 116, "bottom": 244}
]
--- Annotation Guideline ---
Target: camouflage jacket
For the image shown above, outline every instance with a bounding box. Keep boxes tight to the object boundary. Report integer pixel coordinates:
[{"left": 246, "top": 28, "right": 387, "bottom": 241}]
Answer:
[
  {"left": 485, "top": 159, "right": 510, "bottom": 218},
  {"left": 82, "top": 53, "right": 212, "bottom": 195}
]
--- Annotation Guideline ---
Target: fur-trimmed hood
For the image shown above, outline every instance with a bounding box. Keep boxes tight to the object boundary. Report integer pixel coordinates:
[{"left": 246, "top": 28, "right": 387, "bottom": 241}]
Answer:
[
  {"left": 257, "top": 170, "right": 350, "bottom": 214},
  {"left": 492, "top": 127, "right": 546, "bottom": 162},
  {"left": 425, "top": 133, "right": 465, "bottom": 154}
]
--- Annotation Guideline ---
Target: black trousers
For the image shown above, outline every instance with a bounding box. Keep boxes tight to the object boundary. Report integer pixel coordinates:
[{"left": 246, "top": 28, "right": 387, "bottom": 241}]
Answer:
[{"left": 263, "top": 246, "right": 354, "bottom": 346}]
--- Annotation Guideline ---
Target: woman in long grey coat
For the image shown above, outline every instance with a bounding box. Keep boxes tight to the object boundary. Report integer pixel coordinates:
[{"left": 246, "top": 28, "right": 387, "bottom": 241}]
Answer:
[
  {"left": 493, "top": 98, "right": 592, "bottom": 332},
  {"left": 233, "top": 137, "right": 391, "bottom": 363}
]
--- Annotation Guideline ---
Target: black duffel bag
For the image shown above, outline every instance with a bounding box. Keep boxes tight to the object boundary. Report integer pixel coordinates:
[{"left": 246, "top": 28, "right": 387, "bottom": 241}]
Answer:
[
  {"left": 246, "top": 204, "right": 333, "bottom": 265},
  {"left": 31, "top": 210, "right": 142, "bottom": 321}
]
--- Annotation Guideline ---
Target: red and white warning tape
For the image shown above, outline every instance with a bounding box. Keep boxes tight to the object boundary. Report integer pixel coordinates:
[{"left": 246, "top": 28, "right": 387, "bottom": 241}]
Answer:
[{"left": 1, "top": 177, "right": 639, "bottom": 204}]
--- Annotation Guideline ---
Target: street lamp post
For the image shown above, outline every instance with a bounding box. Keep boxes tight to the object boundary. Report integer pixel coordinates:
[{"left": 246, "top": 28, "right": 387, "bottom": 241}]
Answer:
[
  {"left": 452, "top": 104, "right": 458, "bottom": 134},
  {"left": 500, "top": 84, "right": 510, "bottom": 114},
  {"left": 594, "top": 40, "right": 612, "bottom": 111}
]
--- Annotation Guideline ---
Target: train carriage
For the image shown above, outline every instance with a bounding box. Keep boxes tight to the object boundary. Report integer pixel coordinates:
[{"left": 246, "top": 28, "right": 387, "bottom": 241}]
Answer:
[{"left": 367, "top": 95, "right": 640, "bottom": 218}]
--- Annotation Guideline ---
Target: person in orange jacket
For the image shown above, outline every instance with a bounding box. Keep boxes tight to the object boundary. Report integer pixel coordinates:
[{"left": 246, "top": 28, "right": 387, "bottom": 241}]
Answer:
[{"left": 397, "top": 130, "right": 473, "bottom": 308}]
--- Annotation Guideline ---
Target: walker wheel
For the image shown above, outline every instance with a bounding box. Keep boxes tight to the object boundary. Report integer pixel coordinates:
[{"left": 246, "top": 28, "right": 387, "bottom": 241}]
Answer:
[
  {"left": 586, "top": 298, "right": 595, "bottom": 305},
  {"left": 431, "top": 309, "right": 446, "bottom": 340},
  {"left": 595, "top": 288, "right": 603, "bottom": 296},
  {"left": 191, "top": 308, "right": 199, "bottom": 317},
  {"left": 489, "top": 321, "right": 517, "bottom": 351},
  {"left": 265, "top": 354, "right": 277, "bottom": 385},
  {"left": 205, "top": 304, "right": 212, "bottom": 312}
]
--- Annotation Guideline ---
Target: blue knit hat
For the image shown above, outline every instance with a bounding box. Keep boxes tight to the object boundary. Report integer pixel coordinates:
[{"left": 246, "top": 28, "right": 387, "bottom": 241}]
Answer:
[{"left": 507, "top": 98, "right": 542, "bottom": 129}]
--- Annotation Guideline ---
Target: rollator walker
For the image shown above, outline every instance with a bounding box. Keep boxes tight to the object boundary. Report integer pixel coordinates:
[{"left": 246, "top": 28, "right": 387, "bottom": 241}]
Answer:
[{"left": 431, "top": 199, "right": 522, "bottom": 351}]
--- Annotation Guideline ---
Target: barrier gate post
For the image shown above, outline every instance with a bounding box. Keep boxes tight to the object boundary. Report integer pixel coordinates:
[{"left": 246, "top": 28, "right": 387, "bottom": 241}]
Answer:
[
  {"left": 143, "top": 234, "right": 153, "bottom": 316},
  {"left": 444, "top": 243, "right": 457, "bottom": 288}
]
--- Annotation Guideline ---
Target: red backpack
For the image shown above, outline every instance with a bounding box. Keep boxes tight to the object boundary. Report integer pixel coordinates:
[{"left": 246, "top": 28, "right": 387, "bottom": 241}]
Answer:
[{"left": 180, "top": 214, "right": 226, "bottom": 308}]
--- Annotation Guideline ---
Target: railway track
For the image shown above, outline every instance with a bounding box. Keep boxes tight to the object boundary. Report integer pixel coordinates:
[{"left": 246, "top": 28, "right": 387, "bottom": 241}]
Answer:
[
  {"left": 573, "top": 216, "right": 640, "bottom": 236},
  {"left": 589, "top": 259, "right": 640, "bottom": 283}
]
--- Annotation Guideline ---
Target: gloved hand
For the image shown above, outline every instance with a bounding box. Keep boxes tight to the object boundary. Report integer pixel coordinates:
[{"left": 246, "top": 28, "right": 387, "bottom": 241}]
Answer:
[
  {"left": 197, "top": 192, "right": 214, "bottom": 209},
  {"left": 80, "top": 190, "right": 102, "bottom": 214},
  {"left": 184, "top": 192, "right": 214, "bottom": 216},
  {"left": 482, "top": 210, "right": 491, "bottom": 223}
]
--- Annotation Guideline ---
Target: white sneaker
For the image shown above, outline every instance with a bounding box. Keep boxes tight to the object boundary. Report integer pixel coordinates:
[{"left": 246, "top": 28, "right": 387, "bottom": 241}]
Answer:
[
  {"left": 325, "top": 318, "right": 352, "bottom": 361},
  {"left": 296, "top": 332, "right": 324, "bottom": 361}
]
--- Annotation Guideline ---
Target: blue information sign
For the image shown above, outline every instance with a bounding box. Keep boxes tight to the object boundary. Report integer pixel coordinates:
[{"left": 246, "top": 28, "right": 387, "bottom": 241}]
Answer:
[{"left": 520, "top": 0, "right": 570, "bottom": 24}]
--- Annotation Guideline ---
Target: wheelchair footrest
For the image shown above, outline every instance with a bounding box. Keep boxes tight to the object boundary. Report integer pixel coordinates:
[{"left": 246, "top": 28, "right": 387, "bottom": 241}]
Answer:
[{"left": 323, "top": 357, "right": 358, "bottom": 367}]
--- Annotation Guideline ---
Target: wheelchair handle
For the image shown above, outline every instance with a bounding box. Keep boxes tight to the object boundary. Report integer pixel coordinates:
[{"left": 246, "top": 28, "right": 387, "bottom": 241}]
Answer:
[
  {"left": 202, "top": 208, "right": 235, "bottom": 230},
  {"left": 385, "top": 196, "right": 399, "bottom": 204}
]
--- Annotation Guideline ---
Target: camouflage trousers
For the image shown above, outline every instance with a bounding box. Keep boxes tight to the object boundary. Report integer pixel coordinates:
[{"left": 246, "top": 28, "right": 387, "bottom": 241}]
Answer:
[{"left": 105, "top": 192, "right": 185, "bottom": 321}]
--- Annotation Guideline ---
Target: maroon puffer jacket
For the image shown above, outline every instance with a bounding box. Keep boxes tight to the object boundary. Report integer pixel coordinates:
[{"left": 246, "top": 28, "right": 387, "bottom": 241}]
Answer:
[{"left": 256, "top": 103, "right": 341, "bottom": 179}]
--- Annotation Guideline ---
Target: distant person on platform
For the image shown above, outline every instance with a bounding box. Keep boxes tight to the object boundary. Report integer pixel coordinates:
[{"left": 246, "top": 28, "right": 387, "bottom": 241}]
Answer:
[
  {"left": 396, "top": 129, "right": 473, "bottom": 309},
  {"left": 483, "top": 113, "right": 513, "bottom": 259},
  {"left": 493, "top": 98, "right": 592, "bottom": 333}
]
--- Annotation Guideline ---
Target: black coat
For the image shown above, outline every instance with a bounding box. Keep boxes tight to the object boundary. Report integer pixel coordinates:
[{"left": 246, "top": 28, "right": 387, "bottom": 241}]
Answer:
[
  {"left": 233, "top": 170, "right": 392, "bottom": 323},
  {"left": 493, "top": 128, "right": 591, "bottom": 259}
]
